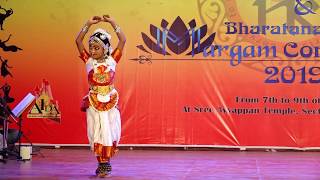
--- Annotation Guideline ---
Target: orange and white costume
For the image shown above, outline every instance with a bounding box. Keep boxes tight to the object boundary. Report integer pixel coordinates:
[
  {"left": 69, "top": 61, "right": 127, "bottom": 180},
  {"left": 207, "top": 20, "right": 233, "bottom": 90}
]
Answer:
[{"left": 80, "top": 46, "right": 122, "bottom": 162}]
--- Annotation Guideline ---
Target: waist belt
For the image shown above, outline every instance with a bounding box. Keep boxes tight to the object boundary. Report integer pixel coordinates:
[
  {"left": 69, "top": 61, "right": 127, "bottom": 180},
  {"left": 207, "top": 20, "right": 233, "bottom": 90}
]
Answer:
[{"left": 89, "top": 85, "right": 114, "bottom": 96}]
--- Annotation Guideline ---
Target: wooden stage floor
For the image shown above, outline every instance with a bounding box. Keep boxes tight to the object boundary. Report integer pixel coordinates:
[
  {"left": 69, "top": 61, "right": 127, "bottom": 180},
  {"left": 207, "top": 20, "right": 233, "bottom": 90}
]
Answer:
[{"left": 0, "top": 148, "right": 319, "bottom": 179}]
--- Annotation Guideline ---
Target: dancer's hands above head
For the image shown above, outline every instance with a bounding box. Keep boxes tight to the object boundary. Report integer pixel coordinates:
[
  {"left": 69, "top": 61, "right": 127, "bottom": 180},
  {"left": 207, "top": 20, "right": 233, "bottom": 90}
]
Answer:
[
  {"left": 76, "top": 16, "right": 102, "bottom": 56},
  {"left": 102, "top": 15, "right": 115, "bottom": 24},
  {"left": 87, "top": 16, "right": 102, "bottom": 25},
  {"left": 101, "top": 15, "right": 126, "bottom": 53}
]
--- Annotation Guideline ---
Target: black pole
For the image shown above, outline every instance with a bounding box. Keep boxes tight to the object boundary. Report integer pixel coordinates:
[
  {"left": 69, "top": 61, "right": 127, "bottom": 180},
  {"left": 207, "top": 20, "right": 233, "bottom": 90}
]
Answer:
[
  {"left": 0, "top": 117, "right": 8, "bottom": 163},
  {"left": 17, "top": 116, "right": 22, "bottom": 160}
]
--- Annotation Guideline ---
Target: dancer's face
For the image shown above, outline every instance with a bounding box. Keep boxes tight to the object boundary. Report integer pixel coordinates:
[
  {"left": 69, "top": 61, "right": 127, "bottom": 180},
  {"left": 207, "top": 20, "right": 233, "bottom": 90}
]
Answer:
[{"left": 89, "top": 41, "right": 104, "bottom": 60}]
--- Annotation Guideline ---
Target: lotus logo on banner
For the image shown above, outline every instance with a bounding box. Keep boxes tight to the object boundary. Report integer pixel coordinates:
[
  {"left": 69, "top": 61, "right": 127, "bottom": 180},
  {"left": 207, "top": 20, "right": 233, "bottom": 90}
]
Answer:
[
  {"left": 27, "top": 79, "right": 61, "bottom": 123},
  {"left": 134, "top": 16, "right": 216, "bottom": 63}
]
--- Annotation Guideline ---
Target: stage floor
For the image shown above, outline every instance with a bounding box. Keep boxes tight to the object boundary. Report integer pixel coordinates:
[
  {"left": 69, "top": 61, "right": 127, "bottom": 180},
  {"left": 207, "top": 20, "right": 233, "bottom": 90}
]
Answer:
[{"left": 0, "top": 148, "right": 319, "bottom": 179}]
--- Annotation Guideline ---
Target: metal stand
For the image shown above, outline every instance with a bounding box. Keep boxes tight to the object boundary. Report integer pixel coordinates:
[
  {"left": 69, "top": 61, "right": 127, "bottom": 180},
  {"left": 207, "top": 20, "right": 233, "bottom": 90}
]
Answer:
[
  {"left": 0, "top": 93, "right": 36, "bottom": 162},
  {"left": 0, "top": 98, "right": 9, "bottom": 163},
  {"left": 7, "top": 115, "right": 32, "bottom": 161},
  {"left": 16, "top": 115, "right": 22, "bottom": 161},
  {"left": 0, "top": 116, "right": 8, "bottom": 163},
  {"left": 0, "top": 98, "right": 32, "bottom": 162},
  {"left": 14, "top": 115, "right": 33, "bottom": 161}
]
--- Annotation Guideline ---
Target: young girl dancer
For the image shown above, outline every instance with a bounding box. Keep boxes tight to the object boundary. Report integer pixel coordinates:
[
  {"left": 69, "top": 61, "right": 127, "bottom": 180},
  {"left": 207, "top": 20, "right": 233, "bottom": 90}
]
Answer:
[{"left": 76, "top": 15, "right": 126, "bottom": 177}]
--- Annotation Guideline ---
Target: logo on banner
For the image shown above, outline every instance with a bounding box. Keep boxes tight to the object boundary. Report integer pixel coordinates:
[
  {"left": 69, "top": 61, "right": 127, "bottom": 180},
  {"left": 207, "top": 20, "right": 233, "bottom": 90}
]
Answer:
[
  {"left": 133, "top": 16, "right": 216, "bottom": 64},
  {"left": 295, "top": 0, "right": 317, "bottom": 15},
  {"left": 27, "top": 80, "right": 61, "bottom": 123}
]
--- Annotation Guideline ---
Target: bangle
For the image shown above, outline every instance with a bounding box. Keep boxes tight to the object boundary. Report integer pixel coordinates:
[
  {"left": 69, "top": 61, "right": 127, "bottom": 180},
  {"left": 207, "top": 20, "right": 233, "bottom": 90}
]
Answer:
[
  {"left": 114, "top": 25, "right": 121, "bottom": 33},
  {"left": 81, "top": 25, "right": 89, "bottom": 32}
]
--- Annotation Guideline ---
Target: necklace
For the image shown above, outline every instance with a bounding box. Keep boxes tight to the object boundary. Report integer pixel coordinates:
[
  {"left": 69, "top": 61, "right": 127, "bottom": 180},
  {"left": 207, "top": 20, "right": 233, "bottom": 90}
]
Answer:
[
  {"left": 96, "top": 59, "right": 105, "bottom": 63},
  {"left": 93, "top": 58, "right": 105, "bottom": 66}
]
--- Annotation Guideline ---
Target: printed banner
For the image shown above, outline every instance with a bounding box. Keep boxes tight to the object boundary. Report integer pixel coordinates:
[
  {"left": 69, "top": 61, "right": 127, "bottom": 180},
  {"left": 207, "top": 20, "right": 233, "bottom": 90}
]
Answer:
[{"left": 1, "top": 0, "right": 320, "bottom": 147}]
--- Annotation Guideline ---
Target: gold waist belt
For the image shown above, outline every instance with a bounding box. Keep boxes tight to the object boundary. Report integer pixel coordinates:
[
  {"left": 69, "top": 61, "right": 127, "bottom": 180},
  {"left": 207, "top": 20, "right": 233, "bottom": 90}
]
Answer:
[{"left": 90, "top": 85, "right": 114, "bottom": 95}]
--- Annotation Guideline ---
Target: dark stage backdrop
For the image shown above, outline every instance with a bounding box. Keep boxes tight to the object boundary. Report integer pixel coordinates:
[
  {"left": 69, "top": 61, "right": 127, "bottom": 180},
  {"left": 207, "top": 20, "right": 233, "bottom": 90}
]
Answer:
[{"left": 2, "top": 0, "right": 320, "bottom": 148}]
